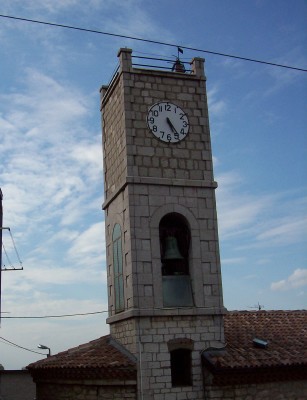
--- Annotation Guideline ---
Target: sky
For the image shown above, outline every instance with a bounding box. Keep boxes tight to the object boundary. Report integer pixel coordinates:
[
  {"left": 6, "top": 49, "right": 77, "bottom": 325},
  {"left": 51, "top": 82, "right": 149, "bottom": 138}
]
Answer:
[{"left": 0, "top": 0, "right": 306, "bottom": 370}]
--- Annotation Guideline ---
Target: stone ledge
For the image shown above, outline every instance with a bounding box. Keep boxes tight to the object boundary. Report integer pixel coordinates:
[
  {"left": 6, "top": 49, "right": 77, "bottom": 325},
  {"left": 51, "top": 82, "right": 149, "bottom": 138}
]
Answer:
[
  {"left": 102, "top": 177, "right": 218, "bottom": 209},
  {"left": 126, "top": 176, "right": 217, "bottom": 188},
  {"left": 107, "top": 307, "right": 227, "bottom": 325}
]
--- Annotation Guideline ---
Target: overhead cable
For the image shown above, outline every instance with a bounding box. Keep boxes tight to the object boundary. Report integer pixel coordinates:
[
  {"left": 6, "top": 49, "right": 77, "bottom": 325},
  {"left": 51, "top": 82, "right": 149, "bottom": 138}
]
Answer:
[
  {"left": 0, "top": 14, "right": 306, "bottom": 72},
  {"left": 0, "top": 336, "right": 45, "bottom": 355},
  {"left": 2, "top": 310, "right": 108, "bottom": 319}
]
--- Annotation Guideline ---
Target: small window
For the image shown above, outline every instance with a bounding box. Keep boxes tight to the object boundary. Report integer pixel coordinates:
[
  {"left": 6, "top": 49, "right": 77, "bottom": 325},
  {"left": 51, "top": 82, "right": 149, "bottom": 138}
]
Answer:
[
  {"left": 170, "top": 348, "right": 192, "bottom": 386},
  {"left": 112, "top": 224, "right": 124, "bottom": 313}
]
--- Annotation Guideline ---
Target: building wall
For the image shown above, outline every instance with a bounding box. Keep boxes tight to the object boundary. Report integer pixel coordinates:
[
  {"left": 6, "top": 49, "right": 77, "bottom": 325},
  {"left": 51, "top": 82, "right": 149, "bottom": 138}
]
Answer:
[
  {"left": 111, "top": 315, "right": 224, "bottom": 400},
  {"left": 101, "top": 70, "right": 127, "bottom": 202},
  {"left": 205, "top": 380, "right": 307, "bottom": 400},
  {"left": 35, "top": 381, "right": 137, "bottom": 400},
  {"left": 101, "top": 48, "right": 224, "bottom": 320},
  {"left": 101, "top": 48, "right": 226, "bottom": 400},
  {"left": 0, "top": 370, "right": 36, "bottom": 400}
]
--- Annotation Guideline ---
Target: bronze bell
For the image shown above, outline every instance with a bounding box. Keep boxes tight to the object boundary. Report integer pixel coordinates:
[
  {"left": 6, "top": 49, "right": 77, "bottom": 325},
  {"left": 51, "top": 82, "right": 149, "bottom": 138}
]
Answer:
[
  {"left": 172, "top": 59, "right": 186, "bottom": 73},
  {"left": 164, "top": 236, "right": 184, "bottom": 260}
]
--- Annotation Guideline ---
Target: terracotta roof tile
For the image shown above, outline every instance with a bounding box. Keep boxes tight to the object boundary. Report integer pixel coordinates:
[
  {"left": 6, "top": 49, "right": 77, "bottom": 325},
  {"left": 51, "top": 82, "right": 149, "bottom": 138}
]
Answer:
[
  {"left": 204, "top": 310, "right": 307, "bottom": 370},
  {"left": 28, "top": 335, "right": 136, "bottom": 380},
  {"left": 28, "top": 310, "right": 307, "bottom": 381}
]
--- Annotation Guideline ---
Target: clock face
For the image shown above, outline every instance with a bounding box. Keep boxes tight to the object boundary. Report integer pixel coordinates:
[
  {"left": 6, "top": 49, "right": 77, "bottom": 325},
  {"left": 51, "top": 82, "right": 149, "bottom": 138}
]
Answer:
[{"left": 147, "top": 102, "right": 189, "bottom": 143}]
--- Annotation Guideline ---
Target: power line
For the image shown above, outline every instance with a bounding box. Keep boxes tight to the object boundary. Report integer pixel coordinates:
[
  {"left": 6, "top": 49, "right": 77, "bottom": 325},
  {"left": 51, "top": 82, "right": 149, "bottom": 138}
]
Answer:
[
  {"left": 2, "top": 310, "right": 108, "bottom": 319},
  {"left": 0, "top": 336, "right": 45, "bottom": 356},
  {"left": 1, "top": 227, "right": 23, "bottom": 270},
  {"left": 0, "top": 13, "right": 306, "bottom": 72}
]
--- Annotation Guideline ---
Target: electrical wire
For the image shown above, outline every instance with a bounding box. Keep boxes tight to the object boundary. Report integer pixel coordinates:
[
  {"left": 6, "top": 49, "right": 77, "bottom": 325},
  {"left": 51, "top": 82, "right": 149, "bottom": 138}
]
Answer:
[
  {"left": 1, "top": 305, "right": 223, "bottom": 319},
  {"left": 1, "top": 227, "right": 23, "bottom": 270},
  {"left": 1, "top": 310, "right": 108, "bottom": 319},
  {"left": 8, "top": 228, "right": 23, "bottom": 267},
  {"left": 2, "top": 242, "right": 13, "bottom": 269},
  {"left": 0, "top": 336, "right": 46, "bottom": 356},
  {"left": 0, "top": 13, "right": 306, "bottom": 72}
]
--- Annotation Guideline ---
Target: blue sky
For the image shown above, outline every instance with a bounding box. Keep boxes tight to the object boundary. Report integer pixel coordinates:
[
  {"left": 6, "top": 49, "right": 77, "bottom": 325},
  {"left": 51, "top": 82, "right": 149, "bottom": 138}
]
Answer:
[{"left": 0, "top": 0, "right": 306, "bottom": 370}]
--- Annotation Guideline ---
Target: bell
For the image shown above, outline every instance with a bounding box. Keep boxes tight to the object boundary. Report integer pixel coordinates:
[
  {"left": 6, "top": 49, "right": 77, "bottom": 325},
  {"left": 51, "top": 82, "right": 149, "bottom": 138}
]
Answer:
[
  {"left": 164, "top": 236, "right": 184, "bottom": 260},
  {"left": 172, "top": 59, "right": 186, "bottom": 73}
]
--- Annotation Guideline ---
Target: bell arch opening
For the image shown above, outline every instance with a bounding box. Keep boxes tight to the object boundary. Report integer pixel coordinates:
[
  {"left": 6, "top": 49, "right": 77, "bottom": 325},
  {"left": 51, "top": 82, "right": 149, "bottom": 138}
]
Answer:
[{"left": 159, "top": 213, "right": 194, "bottom": 307}]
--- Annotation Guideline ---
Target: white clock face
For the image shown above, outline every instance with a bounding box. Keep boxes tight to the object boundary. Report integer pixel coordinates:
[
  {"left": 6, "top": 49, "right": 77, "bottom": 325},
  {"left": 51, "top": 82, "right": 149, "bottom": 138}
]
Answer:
[{"left": 147, "top": 102, "right": 189, "bottom": 143}]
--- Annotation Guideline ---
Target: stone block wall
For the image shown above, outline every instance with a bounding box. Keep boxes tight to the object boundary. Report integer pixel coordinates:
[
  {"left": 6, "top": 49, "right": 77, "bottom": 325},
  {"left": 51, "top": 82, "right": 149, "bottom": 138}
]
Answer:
[
  {"left": 101, "top": 48, "right": 226, "bottom": 400},
  {"left": 104, "top": 180, "right": 224, "bottom": 316},
  {"left": 111, "top": 314, "right": 224, "bottom": 400},
  {"left": 204, "top": 380, "right": 307, "bottom": 400},
  {"left": 35, "top": 381, "right": 137, "bottom": 400},
  {"left": 100, "top": 72, "right": 127, "bottom": 201}
]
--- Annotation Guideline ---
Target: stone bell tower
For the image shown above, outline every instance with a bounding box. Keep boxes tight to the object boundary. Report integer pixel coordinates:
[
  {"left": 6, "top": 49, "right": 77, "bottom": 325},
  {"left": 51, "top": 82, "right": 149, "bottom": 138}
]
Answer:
[{"left": 100, "top": 48, "right": 226, "bottom": 400}]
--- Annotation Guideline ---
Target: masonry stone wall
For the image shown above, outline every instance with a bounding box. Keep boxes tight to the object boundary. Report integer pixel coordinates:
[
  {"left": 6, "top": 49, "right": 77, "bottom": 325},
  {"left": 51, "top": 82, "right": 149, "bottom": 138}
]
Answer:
[
  {"left": 101, "top": 72, "right": 127, "bottom": 201},
  {"left": 204, "top": 380, "right": 307, "bottom": 400},
  {"left": 104, "top": 181, "right": 223, "bottom": 315},
  {"left": 101, "top": 48, "right": 226, "bottom": 400},
  {"left": 35, "top": 381, "right": 137, "bottom": 400},
  {"left": 101, "top": 49, "right": 224, "bottom": 318},
  {"left": 111, "top": 315, "right": 224, "bottom": 400},
  {"left": 125, "top": 71, "right": 213, "bottom": 183}
]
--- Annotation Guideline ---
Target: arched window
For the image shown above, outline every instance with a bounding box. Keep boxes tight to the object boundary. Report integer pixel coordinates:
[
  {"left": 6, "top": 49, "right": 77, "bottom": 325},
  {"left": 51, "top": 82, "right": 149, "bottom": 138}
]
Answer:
[
  {"left": 112, "top": 224, "right": 124, "bottom": 313},
  {"left": 159, "top": 213, "right": 193, "bottom": 307}
]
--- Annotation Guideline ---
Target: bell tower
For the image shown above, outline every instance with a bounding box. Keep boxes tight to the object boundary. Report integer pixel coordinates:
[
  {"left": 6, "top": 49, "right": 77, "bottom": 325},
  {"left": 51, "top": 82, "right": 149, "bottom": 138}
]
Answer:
[{"left": 100, "top": 48, "right": 226, "bottom": 400}]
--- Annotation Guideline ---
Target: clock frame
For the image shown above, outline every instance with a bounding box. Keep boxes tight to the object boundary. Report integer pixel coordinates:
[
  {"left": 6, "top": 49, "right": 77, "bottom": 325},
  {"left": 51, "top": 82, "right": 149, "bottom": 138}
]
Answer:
[{"left": 147, "top": 101, "right": 189, "bottom": 143}]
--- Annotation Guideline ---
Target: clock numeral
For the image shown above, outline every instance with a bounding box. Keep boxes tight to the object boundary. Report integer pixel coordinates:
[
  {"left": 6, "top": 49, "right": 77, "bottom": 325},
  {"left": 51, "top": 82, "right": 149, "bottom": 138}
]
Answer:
[{"left": 147, "top": 102, "right": 189, "bottom": 143}]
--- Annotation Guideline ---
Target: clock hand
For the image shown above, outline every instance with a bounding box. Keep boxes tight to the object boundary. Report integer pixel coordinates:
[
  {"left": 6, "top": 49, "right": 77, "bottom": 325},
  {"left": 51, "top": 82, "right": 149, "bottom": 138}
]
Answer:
[{"left": 166, "top": 117, "right": 177, "bottom": 134}]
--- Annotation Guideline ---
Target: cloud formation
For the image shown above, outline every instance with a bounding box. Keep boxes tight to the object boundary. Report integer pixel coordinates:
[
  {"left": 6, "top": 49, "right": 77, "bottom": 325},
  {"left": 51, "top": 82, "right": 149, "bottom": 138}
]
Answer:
[{"left": 271, "top": 269, "right": 307, "bottom": 291}]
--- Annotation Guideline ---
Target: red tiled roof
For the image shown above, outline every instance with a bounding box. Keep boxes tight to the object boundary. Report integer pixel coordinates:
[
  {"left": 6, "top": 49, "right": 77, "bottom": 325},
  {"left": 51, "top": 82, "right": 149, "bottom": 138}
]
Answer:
[
  {"left": 204, "top": 310, "right": 307, "bottom": 371},
  {"left": 28, "top": 335, "right": 136, "bottom": 380},
  {"left": 28, "top": 311, "right": 307, "bottom": 383}
]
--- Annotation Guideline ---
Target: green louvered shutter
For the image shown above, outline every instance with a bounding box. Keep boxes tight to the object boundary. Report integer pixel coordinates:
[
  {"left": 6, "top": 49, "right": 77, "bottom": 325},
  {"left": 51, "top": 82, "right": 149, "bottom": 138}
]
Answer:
[{"left": 113, "top": 224, "right": 124, "bottom": 312}]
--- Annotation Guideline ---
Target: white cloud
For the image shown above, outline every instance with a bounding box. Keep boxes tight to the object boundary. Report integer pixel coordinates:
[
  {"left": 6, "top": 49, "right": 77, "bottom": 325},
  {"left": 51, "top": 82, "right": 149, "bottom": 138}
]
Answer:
[
  {"left": 207, "top": 86, "right": 227, "bottom": 118},
  {"left": 68, "top": 222, "right": 105, "bottom": 263},
  {"left": 1, "top": 69, "right": 89, "bottom": 139},
  {"left": 216, "top": 171, "right": 274, "bottom": 238},
  {"left": 2, "top": 261, "right": 106, "bottom": 293},
  {"left": 256, "top": 217, "right": 307, "bottom": 245},
  {"left": 264, "top": 46, "right": 306, "bottom": 95},
  {"left": 0, "top": 68, "right": 100, "bottom": 235},
  {"left": 271, "top": 269, "right": 307, "bottom": 291},
  {"left": 216, "top": 172, "right": 306, "bottom": 250},
  {"left": 221, "top": 257, "right": 246, "bottom": 265}
]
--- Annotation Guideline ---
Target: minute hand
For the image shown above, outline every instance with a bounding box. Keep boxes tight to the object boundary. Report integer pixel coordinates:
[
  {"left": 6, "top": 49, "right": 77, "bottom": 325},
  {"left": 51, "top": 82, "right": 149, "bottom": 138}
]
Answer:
[{"left": 166, "top": 117, "right": 178, "bottom": 134}]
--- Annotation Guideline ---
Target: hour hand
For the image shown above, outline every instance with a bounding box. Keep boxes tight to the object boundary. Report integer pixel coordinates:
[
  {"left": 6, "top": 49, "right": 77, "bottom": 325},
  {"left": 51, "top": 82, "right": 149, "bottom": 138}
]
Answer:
[{"left": 166, "top": 117, "right": 177, "bottom": 134}]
